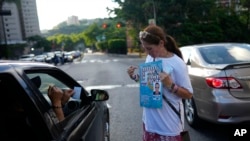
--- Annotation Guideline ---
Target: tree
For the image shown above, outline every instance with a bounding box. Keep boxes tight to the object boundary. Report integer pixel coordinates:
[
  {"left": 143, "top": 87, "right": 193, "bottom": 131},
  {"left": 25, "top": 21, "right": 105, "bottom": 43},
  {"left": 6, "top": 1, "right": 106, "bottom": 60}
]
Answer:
[
  {"left": 241, "top": 0, "right": 250, "bottom": 30},
  {"left": 26, "top": 35, "right": 51, "bottom": 52},
  {"left": 82, "top": 23, "right": 101, "bottom": 47}
]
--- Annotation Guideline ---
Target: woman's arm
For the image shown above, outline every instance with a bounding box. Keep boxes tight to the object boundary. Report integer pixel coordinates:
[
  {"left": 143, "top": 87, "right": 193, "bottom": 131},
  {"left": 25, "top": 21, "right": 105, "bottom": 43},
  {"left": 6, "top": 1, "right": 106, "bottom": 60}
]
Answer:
[
  {"left": 48, "top": 86, "right": 74, "bottom": 121},
  {"left": 159, "top": 72, "right": 192, "bottom": 99}
]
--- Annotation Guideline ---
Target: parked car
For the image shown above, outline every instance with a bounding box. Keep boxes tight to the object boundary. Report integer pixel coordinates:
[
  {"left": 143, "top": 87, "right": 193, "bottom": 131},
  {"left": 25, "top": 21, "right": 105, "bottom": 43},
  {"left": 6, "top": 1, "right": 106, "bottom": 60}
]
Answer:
[
  {"left": 85, "top": 48, "right": 93, "bottom": 53},
  {"left": 34, "top": 54, "right": 47, "bottom": 62},
  {"left": 19, "top": 54, "right": 35, "bottom": 61},
  {"left": 43, "top": 52, "right": 55, "bottom": 64},
  {"left": 70, "top": 50, "right": 82, "bottom": 59},
  {"left": 63, "top": 52, "right": 74, "bottom": 63},
  {"left": 0, "top": 60, "right": 110, "bottom": 141},
  {"left": 180, "top": 43, "right": 250, "bottom": 128}
]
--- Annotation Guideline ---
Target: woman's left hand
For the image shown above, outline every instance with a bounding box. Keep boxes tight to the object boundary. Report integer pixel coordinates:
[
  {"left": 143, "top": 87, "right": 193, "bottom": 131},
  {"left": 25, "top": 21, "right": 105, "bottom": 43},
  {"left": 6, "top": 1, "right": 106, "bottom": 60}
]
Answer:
[
  {"left": 61, "top": 89, "right": 74, "bottom": 105},
  {"left": 159, "top": 72, "right": 173, "bottom": 88}
]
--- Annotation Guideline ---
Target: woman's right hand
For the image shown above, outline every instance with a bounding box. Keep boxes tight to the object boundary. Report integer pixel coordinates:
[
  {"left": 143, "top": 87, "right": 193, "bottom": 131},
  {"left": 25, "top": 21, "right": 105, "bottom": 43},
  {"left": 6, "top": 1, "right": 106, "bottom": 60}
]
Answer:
[
  {"left": 48, "top": 85, "right": 63, "bottom": 105},
  {"left": 127, "top": 66, "right": 137, "bottom": 79}
]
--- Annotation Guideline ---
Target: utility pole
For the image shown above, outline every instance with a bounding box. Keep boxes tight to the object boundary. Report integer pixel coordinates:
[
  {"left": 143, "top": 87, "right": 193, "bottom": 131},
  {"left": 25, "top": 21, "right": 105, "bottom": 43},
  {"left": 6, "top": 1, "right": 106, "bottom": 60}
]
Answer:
[
  {"left": 152, "top": 0, "right": 156, "bottom": 25},
  {"left": 0, "top": 0, "right": 11, "bottom": 58},
  {"left": 0, "top": 10, "right": 11, "bottom": 44}
]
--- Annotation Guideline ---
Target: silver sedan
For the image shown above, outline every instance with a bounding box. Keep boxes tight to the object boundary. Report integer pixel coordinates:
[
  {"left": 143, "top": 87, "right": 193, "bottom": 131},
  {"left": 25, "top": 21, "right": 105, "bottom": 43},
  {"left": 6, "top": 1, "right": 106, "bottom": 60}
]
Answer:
[{"left": 180, "top": 43, "right": 250, "bottom": 128}]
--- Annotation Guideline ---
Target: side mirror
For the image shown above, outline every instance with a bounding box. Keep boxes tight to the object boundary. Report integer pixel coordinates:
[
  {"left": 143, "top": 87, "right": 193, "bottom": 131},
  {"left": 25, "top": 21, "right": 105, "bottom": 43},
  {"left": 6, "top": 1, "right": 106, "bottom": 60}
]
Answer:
[{"left": 90, "top": 89, "right": 109, "bottom": 101}]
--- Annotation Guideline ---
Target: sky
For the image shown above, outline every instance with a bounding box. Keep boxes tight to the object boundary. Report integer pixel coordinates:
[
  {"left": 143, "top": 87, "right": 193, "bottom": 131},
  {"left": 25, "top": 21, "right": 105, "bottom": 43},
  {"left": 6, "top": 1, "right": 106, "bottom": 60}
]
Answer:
[{"left": 36, "top": 0, "right": 119, "bottom": 30}]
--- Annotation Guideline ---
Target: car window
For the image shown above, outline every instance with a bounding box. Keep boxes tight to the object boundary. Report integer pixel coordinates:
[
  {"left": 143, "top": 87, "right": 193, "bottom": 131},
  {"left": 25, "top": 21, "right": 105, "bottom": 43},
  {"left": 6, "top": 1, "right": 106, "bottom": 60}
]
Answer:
[
  {"left": 27, "top": 73, "right": 72, "bottom": 105},
  {"left": 180, "top": 47, "right": 192, "bottom": 64},
  {"left": 27, "top": 73, "right": 75, "bottom": 104},
  {"left": 25, "top": 70, "right": 89, "bottom": 120},
  {"left": 199, "top": 45, "right": 250, "bottom": 64}
]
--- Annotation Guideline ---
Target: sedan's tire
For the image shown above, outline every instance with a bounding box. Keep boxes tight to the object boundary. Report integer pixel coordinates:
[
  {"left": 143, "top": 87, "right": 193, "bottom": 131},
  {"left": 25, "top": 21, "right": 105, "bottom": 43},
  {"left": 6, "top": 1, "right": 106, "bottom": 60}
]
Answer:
[
  {"left": 105, "top": 121, "right": 110, "bottom": 141},
  {"left": 183, "top": 98, "right": 201, "bottom": 128},
  {"left": 104, "top": 109, "right": 110, "bottom": 141}
]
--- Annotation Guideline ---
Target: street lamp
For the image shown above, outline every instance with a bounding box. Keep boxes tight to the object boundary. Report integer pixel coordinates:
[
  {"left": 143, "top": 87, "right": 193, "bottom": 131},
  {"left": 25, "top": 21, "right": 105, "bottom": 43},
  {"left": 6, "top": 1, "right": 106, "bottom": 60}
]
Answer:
[
  {"left": 0, "top": 10, "right": 11, "bottom": 15},
  {"left": 152, "top": 0, "right": 156, "bottom": 25}
]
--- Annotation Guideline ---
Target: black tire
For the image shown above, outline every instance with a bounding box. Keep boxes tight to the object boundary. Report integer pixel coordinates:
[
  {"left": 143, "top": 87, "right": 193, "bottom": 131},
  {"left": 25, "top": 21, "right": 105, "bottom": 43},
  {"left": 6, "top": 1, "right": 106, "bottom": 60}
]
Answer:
[
  {"left": 104, "top": 111, "right": 110, "bottom": 141},
  {"left": 183, "top": 98, "right": 201, "bottom": 128}
]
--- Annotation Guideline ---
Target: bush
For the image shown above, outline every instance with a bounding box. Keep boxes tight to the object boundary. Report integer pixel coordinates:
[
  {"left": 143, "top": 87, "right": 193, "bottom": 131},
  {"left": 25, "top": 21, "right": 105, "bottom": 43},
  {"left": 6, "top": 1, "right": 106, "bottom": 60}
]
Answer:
[
  {"left": 108, "top": 39, "right": 127, "bottom": 54},
  {"left": 96, "top": 41, "right": 108, "bottom": 52}
]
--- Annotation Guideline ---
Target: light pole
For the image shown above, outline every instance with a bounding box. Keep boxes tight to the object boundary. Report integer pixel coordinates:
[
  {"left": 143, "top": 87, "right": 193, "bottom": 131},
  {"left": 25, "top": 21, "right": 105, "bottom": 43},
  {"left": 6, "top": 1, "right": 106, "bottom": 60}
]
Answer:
[
  {"left": 0, "top": 0, "right": 11, "bottom": 58},
  {"left": 152, "top": 0, "right": 156, "bottom": 25}
]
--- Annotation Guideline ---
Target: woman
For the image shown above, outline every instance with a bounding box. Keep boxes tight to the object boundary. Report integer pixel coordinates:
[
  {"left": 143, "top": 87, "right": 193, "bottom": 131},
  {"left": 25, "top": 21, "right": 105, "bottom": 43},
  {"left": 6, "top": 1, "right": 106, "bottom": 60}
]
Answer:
[{"left": 127, "top": 25, "right": 193, "bottom": 141}]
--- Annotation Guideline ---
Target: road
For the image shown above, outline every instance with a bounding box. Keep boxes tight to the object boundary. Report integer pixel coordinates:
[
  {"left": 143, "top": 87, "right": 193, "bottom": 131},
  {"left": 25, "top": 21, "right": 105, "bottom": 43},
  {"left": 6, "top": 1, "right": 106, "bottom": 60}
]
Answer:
[{"left": 58, "top": 52, "right": 247, "bottom": 141}]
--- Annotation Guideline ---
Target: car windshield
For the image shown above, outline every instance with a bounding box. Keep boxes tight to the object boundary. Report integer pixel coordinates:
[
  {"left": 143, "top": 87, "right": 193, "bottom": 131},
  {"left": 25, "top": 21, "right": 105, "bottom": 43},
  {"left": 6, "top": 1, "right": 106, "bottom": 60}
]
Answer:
[{"left": 199, "top": 44, "right": 250, "bottom": 64}]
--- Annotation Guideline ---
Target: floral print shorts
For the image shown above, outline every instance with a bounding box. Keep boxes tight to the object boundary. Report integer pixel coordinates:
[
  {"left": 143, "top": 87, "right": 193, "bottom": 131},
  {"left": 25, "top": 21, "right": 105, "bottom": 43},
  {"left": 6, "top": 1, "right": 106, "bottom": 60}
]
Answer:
[{"left": 143, "top": 124, "right": 182, "bottom": 141}]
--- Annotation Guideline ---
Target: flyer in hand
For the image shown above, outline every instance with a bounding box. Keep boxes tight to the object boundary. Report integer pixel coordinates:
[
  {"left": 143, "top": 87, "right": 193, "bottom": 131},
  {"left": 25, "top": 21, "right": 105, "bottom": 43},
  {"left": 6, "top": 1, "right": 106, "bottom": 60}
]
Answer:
[{"left": 139, "top": 60, "right": 163, "bottom": 108}]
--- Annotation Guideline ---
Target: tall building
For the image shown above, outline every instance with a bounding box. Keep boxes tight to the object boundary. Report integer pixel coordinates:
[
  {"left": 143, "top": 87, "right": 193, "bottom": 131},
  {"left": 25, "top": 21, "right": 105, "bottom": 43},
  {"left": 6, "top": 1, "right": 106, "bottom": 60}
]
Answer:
[
  {"left": 21, "top": 0, "right": 40, "bottom": 38},
  {"left": 67, "top": 15, "right": 80, "bottom": 26},
  {"left": 0, "top": 0, "right": 40, "bottom": 45}
]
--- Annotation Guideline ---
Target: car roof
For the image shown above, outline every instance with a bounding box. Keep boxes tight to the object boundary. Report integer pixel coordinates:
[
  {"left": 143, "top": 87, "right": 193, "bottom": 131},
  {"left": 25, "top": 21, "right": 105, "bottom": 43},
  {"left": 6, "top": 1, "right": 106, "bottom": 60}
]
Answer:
[
  {"left": 0, "top": 60, "right": 55, "bottom": 71},
  {"left": 180, "top": 42, "right": 250, "bottom": 48}
]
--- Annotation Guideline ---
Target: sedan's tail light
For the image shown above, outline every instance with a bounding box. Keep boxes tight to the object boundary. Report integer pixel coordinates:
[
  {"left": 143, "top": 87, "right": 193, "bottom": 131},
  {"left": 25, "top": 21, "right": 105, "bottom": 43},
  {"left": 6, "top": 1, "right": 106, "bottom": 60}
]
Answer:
[{"left": 205, "top": 77, "right": 242, "bottom": 89}]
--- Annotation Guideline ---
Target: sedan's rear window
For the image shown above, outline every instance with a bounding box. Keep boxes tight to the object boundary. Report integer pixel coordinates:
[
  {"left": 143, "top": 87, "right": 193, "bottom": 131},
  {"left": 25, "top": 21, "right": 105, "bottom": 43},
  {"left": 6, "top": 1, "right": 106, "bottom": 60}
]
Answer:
[{"left": 199, "top": 44, "right": 250, "bottom": 64}]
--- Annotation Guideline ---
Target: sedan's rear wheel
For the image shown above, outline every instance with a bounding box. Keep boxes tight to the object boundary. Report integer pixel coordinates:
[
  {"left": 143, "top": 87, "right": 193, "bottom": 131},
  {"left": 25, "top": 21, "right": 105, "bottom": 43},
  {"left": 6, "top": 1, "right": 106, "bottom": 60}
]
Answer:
[
  {"left": 184, "top": 98, "right": 200, "bottom": 128},
  {"left": 105, "top": 121, "right": 110, "bottom": 141},
  {"left": 104, "top": 114, "right": 110, "bottom": 141}
]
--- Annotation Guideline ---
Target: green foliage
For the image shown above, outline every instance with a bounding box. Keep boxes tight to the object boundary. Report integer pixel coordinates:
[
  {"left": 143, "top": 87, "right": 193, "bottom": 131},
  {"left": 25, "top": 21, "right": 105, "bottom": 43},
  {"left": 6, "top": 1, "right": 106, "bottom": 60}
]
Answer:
[
  {"left": 111, "top": 0, "right": 250, "bottom": 46},
  {"left": 108, "top": 39, "right": 127, "bottom": 54},
  {"left": 45, "top": 25, "right": 88, "bottom": 36},
  {"left": 0, "top": 43, "right": 25, "bottom": 59},
  {"left": 44, "top": 18, "right": 127, "bottom": 52},
  {"left": 25, "top": 35, "right": 51, "bottom": 52},
  {"left": 82, "top": 23, "right": 101, "bottom": 46},
  {"left": 96, "top": 41, "right": 108, "bottom": 52}
]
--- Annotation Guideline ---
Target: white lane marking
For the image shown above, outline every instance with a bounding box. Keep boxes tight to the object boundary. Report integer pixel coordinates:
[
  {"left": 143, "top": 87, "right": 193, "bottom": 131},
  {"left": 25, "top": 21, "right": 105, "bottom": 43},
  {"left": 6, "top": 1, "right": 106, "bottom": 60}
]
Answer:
[
  {"left": 80, "top": 59, "right": 119, "bottom": 63},
  {"left": 80, "top": 83, "right": 139, "bottom": 91},
  {"left": 77, "top": 83, "right": 139, "bottom": 109}
]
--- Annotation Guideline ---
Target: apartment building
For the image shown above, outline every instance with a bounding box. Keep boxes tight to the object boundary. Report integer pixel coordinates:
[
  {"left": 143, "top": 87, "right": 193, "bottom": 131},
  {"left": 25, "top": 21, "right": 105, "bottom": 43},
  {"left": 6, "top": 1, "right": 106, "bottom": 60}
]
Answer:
[
  {"left": 0, "top": 0, "right": 40, "bottom": 45},
  {"left": 67, "top": 15, "right": 80, "bottom": 26}
]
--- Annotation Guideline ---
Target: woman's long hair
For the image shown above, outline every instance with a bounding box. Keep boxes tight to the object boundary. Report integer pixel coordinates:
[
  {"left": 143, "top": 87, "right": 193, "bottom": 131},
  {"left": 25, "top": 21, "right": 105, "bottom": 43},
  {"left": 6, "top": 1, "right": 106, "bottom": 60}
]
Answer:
[{"left": 140, "top": 25, "right": 183, "bottom": 59}]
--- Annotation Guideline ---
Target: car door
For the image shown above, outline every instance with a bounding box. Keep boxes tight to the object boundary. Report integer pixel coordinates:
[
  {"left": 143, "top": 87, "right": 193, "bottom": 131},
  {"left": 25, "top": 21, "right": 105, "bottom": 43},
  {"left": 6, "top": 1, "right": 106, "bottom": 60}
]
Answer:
[
  {"left": 24, "top": 67, "right": 107, "bottom": 141},
  {"left": 0, "top": 73, "right": 52, "bottom": 141}
]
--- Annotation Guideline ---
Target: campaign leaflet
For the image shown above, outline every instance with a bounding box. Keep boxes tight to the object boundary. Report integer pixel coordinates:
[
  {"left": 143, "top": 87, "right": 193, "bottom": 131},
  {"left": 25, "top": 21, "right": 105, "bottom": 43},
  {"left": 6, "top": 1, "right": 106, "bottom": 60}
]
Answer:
[{"left": 139, "top": 60, "right": 163, "bottom": 108}]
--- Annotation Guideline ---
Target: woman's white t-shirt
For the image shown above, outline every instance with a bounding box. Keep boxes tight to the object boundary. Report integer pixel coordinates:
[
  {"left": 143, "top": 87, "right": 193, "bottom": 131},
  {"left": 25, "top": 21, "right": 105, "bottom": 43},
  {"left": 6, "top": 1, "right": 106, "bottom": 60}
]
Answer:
[{"left": 142, "top": 54, "right": 193, "bottom": 136}]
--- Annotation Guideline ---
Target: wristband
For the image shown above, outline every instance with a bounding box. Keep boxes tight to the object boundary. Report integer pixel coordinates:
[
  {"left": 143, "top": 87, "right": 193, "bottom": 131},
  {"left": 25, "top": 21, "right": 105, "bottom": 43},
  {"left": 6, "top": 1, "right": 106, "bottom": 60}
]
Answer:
[
  {"left": 172, "top": 84, "right": 179, "bottom": 93},
  {"left": 132, "top": 74, "right": 139, "bottom": 82},
  {"left": 167, "top": 83, "right": 175, "bottom": 91},
  {"left": 131, "top": 74, "right": 136, "bottom": 80}
]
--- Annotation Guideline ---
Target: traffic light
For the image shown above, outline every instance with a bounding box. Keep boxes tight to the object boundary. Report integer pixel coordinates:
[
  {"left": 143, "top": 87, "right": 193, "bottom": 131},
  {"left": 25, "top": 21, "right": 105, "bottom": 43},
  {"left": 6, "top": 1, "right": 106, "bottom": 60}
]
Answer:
[
  {"left": 102, "top": 23, "right": 108, "bottom": 29},
  {"left": 116, "top": 23, "right": 121, "bottom": 28}
]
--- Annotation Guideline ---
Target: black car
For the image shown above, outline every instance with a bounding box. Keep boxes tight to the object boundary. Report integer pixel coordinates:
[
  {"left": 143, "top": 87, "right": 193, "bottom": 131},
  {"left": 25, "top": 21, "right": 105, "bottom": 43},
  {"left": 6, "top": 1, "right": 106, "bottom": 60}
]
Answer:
[{"left": 0, "top": 60, "right": 110, "bottom": 141}]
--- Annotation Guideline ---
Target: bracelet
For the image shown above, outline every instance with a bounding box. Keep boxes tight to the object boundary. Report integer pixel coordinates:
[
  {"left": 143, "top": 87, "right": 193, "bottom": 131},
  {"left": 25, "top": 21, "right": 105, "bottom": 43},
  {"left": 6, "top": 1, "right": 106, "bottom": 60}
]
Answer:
[
  {"left": 52, "top": 105, "right": 62, "bottom": 109},
  {"left": 167, "top": 83, "right": 175, "bottom": 91},
  {"left": 172, "top": 84, "right": 179, "bottom": 93},
  {"left": 131, "top": 74, "right": 136, "bottom": 80},
  {"left": 132, "top": 74, "right": 139, "bottom": 82}
]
